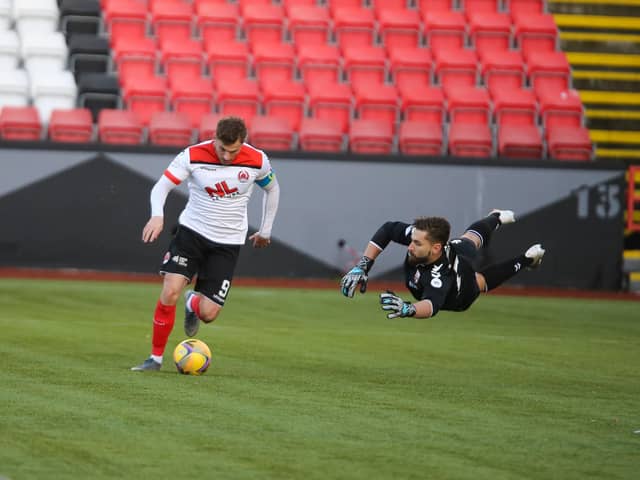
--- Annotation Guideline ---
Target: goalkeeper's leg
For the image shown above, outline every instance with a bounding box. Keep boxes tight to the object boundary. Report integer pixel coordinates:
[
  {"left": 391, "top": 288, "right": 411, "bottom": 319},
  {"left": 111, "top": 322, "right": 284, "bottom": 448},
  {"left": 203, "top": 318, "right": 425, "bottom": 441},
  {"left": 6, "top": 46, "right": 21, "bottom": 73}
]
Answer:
[{"left": 461, "top": 209, "right": 515, "bottom": 250}]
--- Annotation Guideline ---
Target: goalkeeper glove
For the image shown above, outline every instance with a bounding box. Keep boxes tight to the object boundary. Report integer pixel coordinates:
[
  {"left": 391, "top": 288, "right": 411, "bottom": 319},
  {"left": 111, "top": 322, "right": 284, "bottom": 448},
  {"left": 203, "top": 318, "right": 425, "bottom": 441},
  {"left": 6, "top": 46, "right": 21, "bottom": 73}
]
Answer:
[
  {"left": 340, "top": 256, "right": 374, "bottom": 298},
  {"left": 379, "top": 291, "right": 416, "bottom": 319}
]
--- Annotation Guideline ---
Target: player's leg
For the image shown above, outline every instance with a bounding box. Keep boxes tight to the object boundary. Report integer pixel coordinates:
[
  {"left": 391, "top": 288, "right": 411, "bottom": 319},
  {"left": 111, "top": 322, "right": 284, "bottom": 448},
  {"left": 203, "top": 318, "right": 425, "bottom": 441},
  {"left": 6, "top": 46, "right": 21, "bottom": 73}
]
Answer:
[
  {"left": 460, "top": 209, "right": 515, "bottom": 249},
  {"left": 475, "top": 244, "right": 546, "bottom": 292}
]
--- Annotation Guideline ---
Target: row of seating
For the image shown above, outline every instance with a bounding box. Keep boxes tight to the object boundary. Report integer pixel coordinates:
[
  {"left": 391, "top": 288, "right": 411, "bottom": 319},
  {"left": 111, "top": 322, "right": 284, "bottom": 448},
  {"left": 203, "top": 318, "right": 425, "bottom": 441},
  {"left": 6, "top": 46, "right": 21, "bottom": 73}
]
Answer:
[{"left": 0, "top": 106, "right": 592, "bottom": 161}]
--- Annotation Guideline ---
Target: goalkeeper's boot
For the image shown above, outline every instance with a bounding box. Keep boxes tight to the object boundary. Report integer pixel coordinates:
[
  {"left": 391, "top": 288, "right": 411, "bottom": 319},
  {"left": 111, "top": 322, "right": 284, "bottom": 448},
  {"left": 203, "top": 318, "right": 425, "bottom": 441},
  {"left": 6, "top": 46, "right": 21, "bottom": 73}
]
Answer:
[
  {"left": 131, "top": 357, "right": 161, "bottom": 372},
  {"left": 489, "top": 209, "right": 515, "bottom": 225},
  {"left": 525, "top": 244, "right": 545, "bottom": 269},
  {"left": 184, "top": 290, "right": 200, "bottom": 337}
]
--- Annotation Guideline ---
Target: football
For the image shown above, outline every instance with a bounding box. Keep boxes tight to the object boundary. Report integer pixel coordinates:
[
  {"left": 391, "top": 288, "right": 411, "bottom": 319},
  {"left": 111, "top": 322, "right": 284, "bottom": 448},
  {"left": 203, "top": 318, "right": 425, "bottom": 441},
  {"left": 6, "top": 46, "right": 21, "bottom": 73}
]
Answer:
[{"left": 173, "top": 339, "right": 212, "bottom": 375}]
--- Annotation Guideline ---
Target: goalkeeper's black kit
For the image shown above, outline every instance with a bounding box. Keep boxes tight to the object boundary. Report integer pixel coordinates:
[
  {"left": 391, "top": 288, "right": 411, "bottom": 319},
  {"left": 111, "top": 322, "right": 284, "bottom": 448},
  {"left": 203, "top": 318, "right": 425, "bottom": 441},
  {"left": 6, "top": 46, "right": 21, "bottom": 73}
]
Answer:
[{"left": 370, "top": 221, "right": 481, "bottom": 317}]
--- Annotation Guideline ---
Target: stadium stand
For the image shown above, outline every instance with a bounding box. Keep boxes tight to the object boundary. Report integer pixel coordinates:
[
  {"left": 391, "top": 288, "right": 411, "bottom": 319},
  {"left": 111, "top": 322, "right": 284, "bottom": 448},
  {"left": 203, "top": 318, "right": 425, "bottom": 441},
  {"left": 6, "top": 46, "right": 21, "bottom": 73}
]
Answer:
[
  {"left": 0, "top": 105, "right": 42, "bottom": 140},
  {"left": 77, "top": 73, "right": 120, "bottom": 122},
  {"left": 148, "top": 110, "right": 193, "bottom": 146},
  {"left": 398, "top": 119, "right": 444, "bottom": 156},
  {"left": 48, "top": 107, "right": 94, "bottom": 143},
  {"left": 98, "top": 108, "right": 144, "bottom": 144},
  {"left": 349, "top": 118, "right": 395, "bottom": 154},
  {"left": 249, "top": 114, "right": 296, "bottom": 151},
  {"left": 59, "top": 0, "right": 101, "bottom": 36},
  {"left": 298, "top": 117, "right": 344, "bottom": 152}
]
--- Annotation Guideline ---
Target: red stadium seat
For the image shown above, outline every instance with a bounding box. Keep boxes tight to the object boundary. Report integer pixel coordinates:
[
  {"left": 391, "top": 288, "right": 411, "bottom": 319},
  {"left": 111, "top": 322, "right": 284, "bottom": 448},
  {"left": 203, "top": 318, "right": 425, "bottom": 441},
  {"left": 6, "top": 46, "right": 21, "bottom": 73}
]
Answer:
[
  {"left": 399, "top": 84, "right": 445, "bottom": 124},
  {"left": 149, "top": 111, "right": 193, "bottom": 146},
  {"left": 215, "top": 78, "right": 261, "bottom": 124},
  {"left": 307, "top": 80, "right": 353, "bottom": 133},
  {"left": 463, "top": 0, "right": 500, "bottom": 14},
  {"left": 98, "top": 108, "right": 144, "bottom": 144},
  {"left": 349, "top": 119, "right": 394, "bottom": 154},
  {"left": 122, "top": 74, "right": 168, "bottom": 126},
  {"left": 332, "top": 7, "right": 376, "bottom": 50},
  {"left": 423, "top": 10, "right": 466, "bottom": 53},
  {"left": 48, "top": 108, "right": 94, "bottom": 143},
  {"left": 498, "top": 124, "right": 543, "bottom": 159},
  {"left": 434, "top": 48, "right": 478, "bottom": 89},
  {"left": 288, "top": 6, "right": 331, "bottom": 47},
  {"left": 243, "top": 4, "right": 285, "bottom": 48},
  {"left": 298, "top": 117, "right": 344, "bottom": 152},
  {"left": 282, "top": 0, "right": 319, "bottom": 10},
  {"left": 342, "top": 45, "right": 387, "bottom": 91},
  {"left": 261, "top": 79, "right": 306, "bottom": 131},
  {"left": 377, "top": 8, "right": 422, "bottom": 51},
  {"left": 372, "top": 0, "right": 410, "bottom": 12},
  {"left": 507, "top": 0, "right": 545, "bottom": 19},
  {"left": 113, "top": 36, "right": 157, "bottom": 85},
  {"left": 398, "top": 120, "right": 443, "bottom": 156},
  {"left": 196, "top": 2, "right": 239, "bottom": 44},
  {"left": 353, "top": 83, "right": 399, "bottom": 132},
  {"left": 448, "top": 122, "right": 493, "bottom": 157},
  {"left": 169, "top": 76, "right": 214, "bottom": 128},
  {"left": 419, "top": 0, "right": 454, "bottom": 11},
  {"left": 252, "top": 41, "right": 296, "bottom": 87},
  {"left": 546, "top": 125, "right": 592, "bottom": 161},
  {"left": 297, "top": 44, "right": 342, "bottom": 87},
  {"left": 514, "top": 13, "right": 558, "bottom": 59},
  {"left": 537, "top": 88, "right": 584, "bottom": 130},
  {"left": 480, "top": 49, "right": 525, "bottom": 92},
  {"left": 528, "top": 51, "right": 572, "bottom": 95},
  {"left": 0, "top": 106, "right": 42, "bottom": 140},
  {"left": 249, "top": 115, "right": 295, "bottom": 151},
  {"left": 104, "top": 0, "right": 148, "bottom": 44},
  {"left": 151, "top": 1, "right": 193, "bottom": 44},
  {"left": 199, "top": 112, "right": 224, "bottom": 141},
  {"left": 445, "top": 85, "right": 491, "bottom": 125},
  {"left": 468, "top": 12, "right": 512, "bottom": 57},
  {"left": 388, "top": 46, "right": 432, "bottom": 90},
  {"left": 492, "top": 87, "right": 537, "bottom": 127},
  {"left": 206, "top": 40, "right": 250, "bottom": 85},
  {"left": 160, "top": 38, "right": 204, "bottom": 84}
]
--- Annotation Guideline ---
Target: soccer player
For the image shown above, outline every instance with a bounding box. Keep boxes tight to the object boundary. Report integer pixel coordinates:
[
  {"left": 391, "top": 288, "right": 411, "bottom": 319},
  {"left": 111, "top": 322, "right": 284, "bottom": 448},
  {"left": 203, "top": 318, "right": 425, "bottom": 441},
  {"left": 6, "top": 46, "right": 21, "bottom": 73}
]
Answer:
[
  {"left": 340, "top": 210, "right": 545, "bottom": 319},
  {"left": 132, "top": 116, "right": 280, "bottom": 371}
]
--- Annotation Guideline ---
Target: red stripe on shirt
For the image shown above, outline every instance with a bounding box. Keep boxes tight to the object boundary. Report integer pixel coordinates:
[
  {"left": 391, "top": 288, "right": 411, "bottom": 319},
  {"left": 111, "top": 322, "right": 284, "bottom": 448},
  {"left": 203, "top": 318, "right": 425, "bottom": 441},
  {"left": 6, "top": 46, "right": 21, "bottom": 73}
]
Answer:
[{"left": 164, "top": 169, "right": 181, "bottom": 185}]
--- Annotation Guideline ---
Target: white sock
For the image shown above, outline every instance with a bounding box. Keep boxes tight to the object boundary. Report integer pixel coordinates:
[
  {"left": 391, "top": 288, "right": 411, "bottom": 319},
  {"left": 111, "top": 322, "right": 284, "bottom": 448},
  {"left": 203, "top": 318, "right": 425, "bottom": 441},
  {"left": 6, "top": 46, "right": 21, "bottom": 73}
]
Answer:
[{"left": 151, "top": 355, "right": 163, "bottom": 364}]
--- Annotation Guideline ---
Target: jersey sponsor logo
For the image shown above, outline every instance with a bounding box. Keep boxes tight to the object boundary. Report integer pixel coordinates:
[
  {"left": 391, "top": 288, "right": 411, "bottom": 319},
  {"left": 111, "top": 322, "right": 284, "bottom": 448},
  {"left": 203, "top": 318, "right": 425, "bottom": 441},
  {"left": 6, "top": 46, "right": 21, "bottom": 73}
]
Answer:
[
  {"left": 430, "top": 264, "right": 443, "bottom": 288},
  {"left": 238, "top": 169, "right": 250, "bottom": 183},
  {"left": 205, "top": 180, "right": 239, "bottom": 199},
  {"left": 171, "top": 255, "right": 188, "bottom": 267}
]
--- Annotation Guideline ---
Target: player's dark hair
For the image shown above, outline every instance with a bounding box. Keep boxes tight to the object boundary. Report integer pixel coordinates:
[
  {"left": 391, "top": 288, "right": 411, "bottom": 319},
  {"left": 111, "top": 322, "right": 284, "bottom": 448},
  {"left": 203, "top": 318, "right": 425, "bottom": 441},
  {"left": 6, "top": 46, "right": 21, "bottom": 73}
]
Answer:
[
  {"left": 216, "top": 116, "right": 247, "bottom": 145},
  {"left": 413, "top": 216, "right": 450, "bottom": 245}
]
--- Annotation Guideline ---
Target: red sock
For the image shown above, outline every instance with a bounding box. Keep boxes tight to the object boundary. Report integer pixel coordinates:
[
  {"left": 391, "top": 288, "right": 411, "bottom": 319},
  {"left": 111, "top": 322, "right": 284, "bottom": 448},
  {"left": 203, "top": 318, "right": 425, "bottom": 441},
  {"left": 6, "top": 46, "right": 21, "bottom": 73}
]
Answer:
[
  {"left": 191, "top": 294, "right": 202, "bottom": 318},
  {"left": 151, "top": 300, "right": 176, "bottom": 356}
]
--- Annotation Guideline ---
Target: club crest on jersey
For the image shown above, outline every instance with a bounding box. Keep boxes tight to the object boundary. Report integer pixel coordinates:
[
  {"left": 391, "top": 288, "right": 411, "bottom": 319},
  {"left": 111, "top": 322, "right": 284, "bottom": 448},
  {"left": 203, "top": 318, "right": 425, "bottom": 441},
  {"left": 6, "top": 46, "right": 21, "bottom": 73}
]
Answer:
[
  {"left": 238, "top": 169, "right": 250, "bottom": 183},
  {"left": 162, "top": 252, "right": 171, "bottom": 264}
]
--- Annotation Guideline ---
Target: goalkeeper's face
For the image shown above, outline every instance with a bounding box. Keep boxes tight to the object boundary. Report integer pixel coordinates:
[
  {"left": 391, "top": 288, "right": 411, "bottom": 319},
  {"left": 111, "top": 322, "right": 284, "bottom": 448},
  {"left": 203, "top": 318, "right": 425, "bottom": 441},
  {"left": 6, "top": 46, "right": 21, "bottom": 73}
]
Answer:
[{"left": 407, "top": 229, "right": 441, "bottom": 265}]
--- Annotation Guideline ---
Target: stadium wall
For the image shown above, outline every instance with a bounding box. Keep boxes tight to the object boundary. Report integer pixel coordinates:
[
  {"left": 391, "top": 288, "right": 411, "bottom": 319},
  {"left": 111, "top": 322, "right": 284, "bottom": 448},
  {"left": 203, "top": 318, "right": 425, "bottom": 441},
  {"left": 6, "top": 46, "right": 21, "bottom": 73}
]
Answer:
[{"left": 0, "top": 146, "right": 626, "bottom": 290}]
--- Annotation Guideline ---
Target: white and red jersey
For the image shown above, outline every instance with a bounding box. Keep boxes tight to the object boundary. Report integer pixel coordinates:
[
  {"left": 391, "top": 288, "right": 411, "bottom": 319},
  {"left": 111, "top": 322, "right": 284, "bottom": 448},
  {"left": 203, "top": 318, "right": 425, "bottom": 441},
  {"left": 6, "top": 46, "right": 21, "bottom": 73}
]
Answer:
[{"left": 163, "top": 140, "right": 274, "bottom": 245}]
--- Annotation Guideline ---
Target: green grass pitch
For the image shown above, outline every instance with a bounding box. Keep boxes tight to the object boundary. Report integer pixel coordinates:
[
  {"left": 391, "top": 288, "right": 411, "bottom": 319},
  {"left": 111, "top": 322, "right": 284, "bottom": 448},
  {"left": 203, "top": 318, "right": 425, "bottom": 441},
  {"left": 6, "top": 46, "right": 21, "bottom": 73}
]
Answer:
[{"left": 0, "top": 278, "right": 638, "bottom": 480}]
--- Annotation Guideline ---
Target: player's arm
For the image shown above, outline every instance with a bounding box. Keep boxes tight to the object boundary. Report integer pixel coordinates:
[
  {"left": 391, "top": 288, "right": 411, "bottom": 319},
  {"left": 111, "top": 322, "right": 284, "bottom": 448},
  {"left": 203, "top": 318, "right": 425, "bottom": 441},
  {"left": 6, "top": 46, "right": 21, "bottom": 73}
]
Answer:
[{"left": 249, "top": 170, "right": 280, "bottom": 248}]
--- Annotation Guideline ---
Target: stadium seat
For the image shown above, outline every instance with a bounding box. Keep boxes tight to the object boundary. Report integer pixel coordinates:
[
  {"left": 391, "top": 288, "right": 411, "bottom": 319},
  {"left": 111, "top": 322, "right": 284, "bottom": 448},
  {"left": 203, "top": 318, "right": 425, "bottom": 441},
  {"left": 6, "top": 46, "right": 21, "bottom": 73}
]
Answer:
[
  {"left": 21, "top": 31, "right": 68, "bottom": 76},
  {"left": 243, "top": 4, "right": 285, "bottom": 48},
  {"left": 445, "top": 85, "right": 491, "bottom": 125},
  {"left": 546, "top": 125, "right": 593, "bottom": 161},
  {"left": 149, "top": 111, "right": 193, "bottom": 146},
  {"left": 528, "top": 51, "right": 572, "bottom": 95},
  {"left": 169, "top": 76, "right": 213, "bottom": 128},
  {"left": 215, "top": 78, "right": 261, "bottom": 124},
  {"left": 497, "top": 123, "right": 543, "bottom": 159},
  {"left": 122, "top": 74, "right": 168, "bottom": 126},
  {"left": 196, "top": 2, "right": 239, "bottom": 44},
  {"left": 297, "top": 43, "right": 342, "bottom": 87},
  {"left": 349, "top": 119, "right": 394, "bottom": 154},
  {"left": 448, "top": 122, "right": 493, "bottom": 157},
  {"left": 0, "top": 106, "right": 43, "bottom": 141},
  {"left": 342, "top": 45, "right": 387, "bottom": 91},
  {"left": 514, "top": 13, "right": 558, "bottom": 59},
  {"left": 159, "top": 38, "right": 204, "bottom": 83},
  {"left": 434, "top": 48, "right": 478, "bottom": 89},
  {"left": 492, "top": 87, "right": 537, "bottom": 127},
  {"left": 353, "top": 83, "right": 399, "bottom": 133},
  {"left": 77, "top": 73, "right": 121, "bottom": 121},
  {"left": 151, "top": 1, "right": 193, "bottom": 44},
  {"left": 249, "top": 115, "right": 295, "bottom": 151},
  {"left": 419, "top": 0, "right": 454, "bottom": 11},
  {"left": 507, "top": 0, "right": 544, "bottom": 17},
  {"left": 480, "top": 49, "right": 525, "bottom": 92},
  {"left": 0, "top": 69, "right": 30, "bottom": 107},
  {"left": 0, "top": 30, "right": 21, "bottom": 71},
  {"left": 252, "top": 41, "right": 297, "bottom": 87},
  {"left": 377, "top": 8, "right": 422, "bottom": 51},
  {"left": 468, "top": 12, "right": 512, "bottom": 57},
  {"left": 288, "top": 5, "right": 331, "bottom": 46},
  {"left": 98, "top": 108, "right": 144, "bottom": 144},
  {"left": 298, "top": 117, "right": 344, "bottom": 152},
  {"left": 307, "top": 80, "right": 353, "bottom": 134},
  {"left": 282, "top": 0, "right": 319, "bottom": 10},
  {"left": 68, "top": 34, "right": 111, "bottom": 80},
  {"left": 422, "top": 10, "right": 466, "bottom": 53},
  {"left": 59, "top": 0, "right": 101, "bottom": 35},
  {"left": 372, "top": 0, "right": 410, "bottom": 12},
  {"left": 398, "top": 120, "right": 443, "bottom": 156},
  {"left": 206, "top": 40, "right": 250, "bottom": 86},
  {"left": 332, "top": 6, "right": 376, "bottom": 50},
  {"left": 103, "top": 0, "right": 148, "bottom": 44},
  {"left": 13, "top": 0, "right": 59, "bottom": 38},
  {"left": 399, "top": 84, "right": 445, "bottom": 124},
  {"left": 48, "top": 108, "right": 94, "bottom": 143},
  {"left": 261, "top": 79, "right": 306, "bottom": 131},
  {"left": 31, "top": 70, "right": 78, "bottom": 124},
  {"left": 537, "top": 88, "right": 584, "bottom": 130},
  {"left": 113, "top": 36, "right": 158, "bottom": 85},
  {"left": 463, "top": 0, "right": 500, "bottom": 14},
  {"left": 198, "top": 113, "right": 224, "bottom": 141},
  {"left": 388, "top": 46, "right": 433, "bottom": 91}
]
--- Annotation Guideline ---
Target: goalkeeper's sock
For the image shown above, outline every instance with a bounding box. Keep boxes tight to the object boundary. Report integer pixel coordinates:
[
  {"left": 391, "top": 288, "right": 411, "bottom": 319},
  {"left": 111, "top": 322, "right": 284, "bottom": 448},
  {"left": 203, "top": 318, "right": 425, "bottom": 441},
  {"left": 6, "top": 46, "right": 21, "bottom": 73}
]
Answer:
[
  {"left": 151, "top": 300, "right": 176, "bottom": 356},
  {"left": 465, "top": 215, "right": 501, "bottom": 249},
  {"left": 480, "top": 255, "right": 532, "bottom": 291},
  {"left": 186, "top": 293, "right": 202, "bottom": 318}
]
